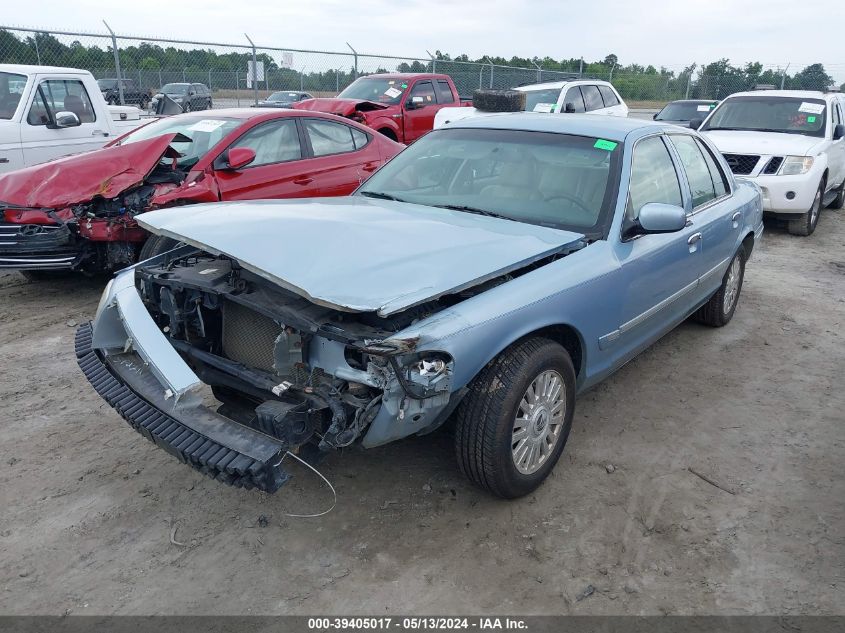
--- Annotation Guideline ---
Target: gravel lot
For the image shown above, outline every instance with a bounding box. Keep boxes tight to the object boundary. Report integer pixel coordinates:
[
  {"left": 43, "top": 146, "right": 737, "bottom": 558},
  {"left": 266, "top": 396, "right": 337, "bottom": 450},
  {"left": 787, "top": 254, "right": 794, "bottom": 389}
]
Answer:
[{"left": 0, "top": 210, "right": 843, "bottom": 615}]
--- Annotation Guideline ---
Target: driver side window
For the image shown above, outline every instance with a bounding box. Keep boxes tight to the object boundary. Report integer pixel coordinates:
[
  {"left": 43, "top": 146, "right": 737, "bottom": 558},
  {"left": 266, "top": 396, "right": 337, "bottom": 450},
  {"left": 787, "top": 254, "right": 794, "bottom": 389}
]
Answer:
[
  {"left": 407, "top": 81, "right": 435, "bottom": 106},
  {"left": 627, "top": 136, "right": 683, "bottom": 220},
  {"left": 230, "top": 119, "right": 302, "bottom": 167}
]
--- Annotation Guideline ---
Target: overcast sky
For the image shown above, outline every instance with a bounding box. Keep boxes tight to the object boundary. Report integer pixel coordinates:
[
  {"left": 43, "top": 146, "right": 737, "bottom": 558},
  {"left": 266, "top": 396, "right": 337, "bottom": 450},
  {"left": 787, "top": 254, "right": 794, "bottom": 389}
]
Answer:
[{"left": 5, "top": 0, "right": 844, "bottom": 80}]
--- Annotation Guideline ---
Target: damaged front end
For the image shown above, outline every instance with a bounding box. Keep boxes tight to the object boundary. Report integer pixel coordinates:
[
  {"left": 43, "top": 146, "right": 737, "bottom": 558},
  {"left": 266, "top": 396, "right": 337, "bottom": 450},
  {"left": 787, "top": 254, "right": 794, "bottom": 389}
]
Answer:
[
  {"left": 0, "top": 134, "right": 202, "bottom": 272},
  {"left": 77, "top": 247, "right": 457, "bottom": 492}
]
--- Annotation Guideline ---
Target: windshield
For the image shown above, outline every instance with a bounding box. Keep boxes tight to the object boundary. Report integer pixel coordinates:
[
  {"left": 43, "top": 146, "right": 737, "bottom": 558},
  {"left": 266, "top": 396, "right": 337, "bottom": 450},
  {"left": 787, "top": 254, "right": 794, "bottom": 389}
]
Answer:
[
  {"left": 97, "top": 79, "right": 117, "bottom": 90},
  {"left": 656, "top": 101, "right": 717, "bottom": 121},
  {"left": 357, "top": 128, "right": 621, "bottom": 236},
  {"left": 117, "top": 116, "right": 241, "bottom": 169},
  {"left": 337, "top": 77, "right": 409, "bottom": 105},
  {"left": 269, "top": 92, "right": 299, "bottom": 101},
  {"left": 161, "top": 83, "right": 189, "bottom": 95},
  {"left": 0, "top": 71, "right": 27, "bottom": 120},
  {"left": 522, "top": 88, "right": 564, "bottom": 112},
  {"left": 702, "top": 96, "right": 827, "bottom": 137}
]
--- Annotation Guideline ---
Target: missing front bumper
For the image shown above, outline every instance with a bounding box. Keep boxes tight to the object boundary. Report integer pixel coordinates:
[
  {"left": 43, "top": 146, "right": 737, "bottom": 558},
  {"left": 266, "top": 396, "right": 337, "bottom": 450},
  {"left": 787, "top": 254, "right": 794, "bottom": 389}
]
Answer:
[{"left": 74, "top": 323, "right": 291, "bottom": 493}]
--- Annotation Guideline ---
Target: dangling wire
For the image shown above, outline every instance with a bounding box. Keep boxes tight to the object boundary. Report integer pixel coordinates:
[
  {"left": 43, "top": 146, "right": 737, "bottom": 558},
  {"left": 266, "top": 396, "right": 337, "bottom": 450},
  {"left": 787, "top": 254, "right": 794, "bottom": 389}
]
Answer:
[{"left": 276, "top": 451, "right": 337, "bottom": 518}]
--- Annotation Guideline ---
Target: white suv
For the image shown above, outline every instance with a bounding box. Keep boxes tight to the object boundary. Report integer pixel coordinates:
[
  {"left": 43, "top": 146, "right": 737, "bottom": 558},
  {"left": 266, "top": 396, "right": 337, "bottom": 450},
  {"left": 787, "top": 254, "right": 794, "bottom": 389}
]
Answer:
[
  {"left": 434, "top": 79, "right": 628, "bottom": 128},
  {"left": 697, "top": 90, "right": 845, "bottom": 236}
]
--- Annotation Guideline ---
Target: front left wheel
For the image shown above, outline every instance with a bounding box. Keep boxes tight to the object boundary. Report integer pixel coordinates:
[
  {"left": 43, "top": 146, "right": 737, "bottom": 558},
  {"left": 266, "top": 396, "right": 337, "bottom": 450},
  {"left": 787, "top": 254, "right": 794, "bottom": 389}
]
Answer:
[{"left": 454, "top": 337, "right": 576, "bottom": 498}]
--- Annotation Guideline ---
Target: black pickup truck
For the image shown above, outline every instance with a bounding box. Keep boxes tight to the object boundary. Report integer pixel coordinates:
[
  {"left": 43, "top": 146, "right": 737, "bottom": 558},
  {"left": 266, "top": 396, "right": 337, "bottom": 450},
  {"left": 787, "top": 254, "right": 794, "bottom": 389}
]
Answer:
[{"left": 96, "top": 79, "right": 151, "bottom": 108}]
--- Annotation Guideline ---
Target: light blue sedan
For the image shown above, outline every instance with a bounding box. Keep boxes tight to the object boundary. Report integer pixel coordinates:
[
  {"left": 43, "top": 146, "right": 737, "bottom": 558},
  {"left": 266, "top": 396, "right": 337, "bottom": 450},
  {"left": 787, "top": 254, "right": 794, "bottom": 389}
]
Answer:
[{"left": 77, "top": 113, "right": 763, "bottom": 498}]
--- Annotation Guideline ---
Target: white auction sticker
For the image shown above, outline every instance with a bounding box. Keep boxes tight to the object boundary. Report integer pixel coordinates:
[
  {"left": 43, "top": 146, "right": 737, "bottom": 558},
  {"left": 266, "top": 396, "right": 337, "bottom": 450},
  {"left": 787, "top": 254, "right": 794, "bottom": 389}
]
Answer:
[
  {"left": 697, "top": 105, "right": 712, "bottom": 112},
  {"left": 383, "top": 87, "right": 402, "bottom": 99},
  {"left": 798, "top": 102, "right": 825, "bottom": 114},
  {"left": 533, "top": 103, "right": 554, "bottom": 113},
  {"left": 187, "top": 119, "right": 227, "bottom": 132}
]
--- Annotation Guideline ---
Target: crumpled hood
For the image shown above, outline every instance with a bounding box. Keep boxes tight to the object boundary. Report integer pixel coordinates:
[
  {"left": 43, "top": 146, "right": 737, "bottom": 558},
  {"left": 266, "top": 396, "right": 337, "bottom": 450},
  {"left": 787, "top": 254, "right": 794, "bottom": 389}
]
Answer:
[
  {"left": 703, "top": 130, "right": 824, "bottom": 156},
  {"left": 291, "top": 98, "right": 389, "bottom": 116},
  {"left": 137, "top": 197, "right": 584, "bottom": 316},
  {"left": 0, "top": 134, "right": 179, "bottom": 209}
]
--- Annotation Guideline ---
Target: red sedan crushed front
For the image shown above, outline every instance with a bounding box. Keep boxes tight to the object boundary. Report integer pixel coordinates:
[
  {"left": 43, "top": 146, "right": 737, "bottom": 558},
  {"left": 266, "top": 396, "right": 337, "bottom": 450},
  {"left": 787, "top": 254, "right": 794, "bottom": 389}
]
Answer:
[{"left": 0, "top": 108, "right": 402, "bottom": 274}]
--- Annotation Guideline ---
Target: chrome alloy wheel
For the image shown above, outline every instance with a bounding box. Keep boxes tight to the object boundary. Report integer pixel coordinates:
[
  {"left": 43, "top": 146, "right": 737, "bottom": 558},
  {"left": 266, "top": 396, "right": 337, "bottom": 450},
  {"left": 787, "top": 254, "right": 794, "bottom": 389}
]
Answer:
[
  {"left": 511, "top": 370, "right": 566, "bottom": 475},
  {"left": 722, "top": 256, "right": 742, "bottom": 315}
]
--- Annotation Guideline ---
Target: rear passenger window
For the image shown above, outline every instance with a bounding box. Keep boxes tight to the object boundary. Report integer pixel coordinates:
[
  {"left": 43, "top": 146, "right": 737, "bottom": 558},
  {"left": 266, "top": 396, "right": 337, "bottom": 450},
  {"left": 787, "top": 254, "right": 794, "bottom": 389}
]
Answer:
[
  {"left": 581, "top": 85, "right": 604, "bottom": 111},
  {"left": 435, "top": 80, "right": 454, "bottom": 104},
  {"left": 563, "top": 87, "right": 585, "bottom": 112},
  {"left": 351, "top": 127, "right": 370, "bottom": 149},
  {"left": 695, "top": 138, "right": 729, "bottom": 198},
  {"left": 598, "top": 85, "right": 619, "bottom": 107},
  {"left": 304, "top": 119, "right": 356, "bottom": 156},
  {"left": 670, "top": 134, "right": 716, "bottom": 207},
  {"left": 627, "top": 136, "right": 682, "bottom": 219}
]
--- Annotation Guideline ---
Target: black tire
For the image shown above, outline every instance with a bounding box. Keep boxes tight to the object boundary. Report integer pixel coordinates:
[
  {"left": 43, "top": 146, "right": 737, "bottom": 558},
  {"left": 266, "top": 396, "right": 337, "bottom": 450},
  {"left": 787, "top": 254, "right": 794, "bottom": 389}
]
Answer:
[
  {"left": 454, "top": 337, "right": 576, "bottom": 499},
  {"left": 208, "top": 99, "right": 213, "bottom": 109},
  {"left": 828, "top": 178, "right": 845, "bottom": 209},
  {"left": 788, "top": 179, "right": 824, "bottom": 236},
  {"left": 693, "top": 245, "right": 746, "bottom": 327},
  {"left": 472, "top": 89, "right": 526, "bottom": 113},
  {"left": 138, "top": 235, "right": 179, "bottom": 261},
  {"left": 377, "top": 128, "right": 397, "bottom": 141}
]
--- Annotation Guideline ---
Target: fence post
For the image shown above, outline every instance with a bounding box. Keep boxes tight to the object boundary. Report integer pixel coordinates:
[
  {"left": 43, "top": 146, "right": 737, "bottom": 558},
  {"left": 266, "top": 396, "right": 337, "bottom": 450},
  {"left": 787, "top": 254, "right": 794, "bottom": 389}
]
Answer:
[
  {"left": 158, "top": 69, "right": 162, "bottom": 89},
  {"left": 244, "top": 33, "right": 259, "bottom": 106},
  {"left": 235, "top": 70, "right": 240, "bottom": 107},
  {"left": 426, "top": 50, "right": 436, "bottom": 74},
  {"left": 208, "top": 69, "right": 212, "bottom": 90},
  {"left": 579, "top": 57, "right": 584, "bottom": 78},
  {"left": 685, "top": 73, "right": 692, "bottom": 99},
  {"left": 102, "top": 21, "right": 124, "bottom": 105},
  {"left": 780, "top": 64, "right": 790, "bottom": 90},
  {"left": 33, "top": 33, "right": 41, "bottom": 65},
  {"left": 336, "top": 71, "right": 339, "bottom": 93},
  {"left": 532, "top": 60, "right": 542, "bottom": 83},
  {"left": 300, "top": 66, "right": 305, "bottom": 91},
  {"left": 346, "top": 43, "right": 358, "bottom": 79},
  {"left": 489, "top": 61, "right": 494, "bottom": 88},
  {"left": 609, "top": 63, "right": 616, "bottom": 83}
]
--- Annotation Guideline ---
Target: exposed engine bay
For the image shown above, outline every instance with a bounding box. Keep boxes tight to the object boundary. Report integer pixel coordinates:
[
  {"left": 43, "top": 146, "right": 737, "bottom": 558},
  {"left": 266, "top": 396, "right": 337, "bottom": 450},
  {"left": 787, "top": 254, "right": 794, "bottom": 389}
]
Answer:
[{"left": 134, "top": 247, "right": 468, "bottom": 457}]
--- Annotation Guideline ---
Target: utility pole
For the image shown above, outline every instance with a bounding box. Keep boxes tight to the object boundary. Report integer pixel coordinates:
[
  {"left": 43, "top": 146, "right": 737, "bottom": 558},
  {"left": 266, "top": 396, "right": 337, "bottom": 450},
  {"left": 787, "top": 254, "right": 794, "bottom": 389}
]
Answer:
[
  {"left": 245, "top": 33, "right": 259, "bottom": 106},
  {"left": 346, "top": 42, "right": 358, "bottom": 79},
  {"left": 103, "top": 21, "right": 124, "bottom": 105}
]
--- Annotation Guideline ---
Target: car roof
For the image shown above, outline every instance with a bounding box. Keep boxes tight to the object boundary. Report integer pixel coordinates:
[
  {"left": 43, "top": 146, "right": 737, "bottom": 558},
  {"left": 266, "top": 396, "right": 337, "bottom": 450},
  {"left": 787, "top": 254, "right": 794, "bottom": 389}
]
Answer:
[
  {"left": 666, "top": 99, "right": 718, "bottom": 104},
  {"left": 445, "top": 112, "right": 666, "bottom": 141},
  {"left": 726, "top": 89, "right": 834, "bottom": 100},
  {"left": 516, "top": 79, "right": 613, "bottom": 91},
  {"left": 166, "top": 107, "right": 359, "bottom": 122},
  {"left": 1, "top": 64, "right": 92, "bottom": 75}
]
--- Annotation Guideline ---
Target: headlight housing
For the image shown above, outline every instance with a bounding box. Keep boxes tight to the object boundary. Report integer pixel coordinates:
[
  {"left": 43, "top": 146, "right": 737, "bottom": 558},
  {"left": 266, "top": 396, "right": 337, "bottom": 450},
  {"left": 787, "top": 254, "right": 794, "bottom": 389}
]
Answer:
[{"left": 779, "top": 156, "right": 814, "bottom": 176}]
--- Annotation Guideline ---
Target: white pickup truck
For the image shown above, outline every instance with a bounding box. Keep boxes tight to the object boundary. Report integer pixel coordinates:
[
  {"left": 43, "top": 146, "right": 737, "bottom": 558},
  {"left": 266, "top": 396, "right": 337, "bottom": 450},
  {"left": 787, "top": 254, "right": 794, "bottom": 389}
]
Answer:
[
  {"left": 434, "top": 79, "right": 628, "bottom": 129},
  {"left": 0, "top": 65, "right": 148, "bottom": 174}
]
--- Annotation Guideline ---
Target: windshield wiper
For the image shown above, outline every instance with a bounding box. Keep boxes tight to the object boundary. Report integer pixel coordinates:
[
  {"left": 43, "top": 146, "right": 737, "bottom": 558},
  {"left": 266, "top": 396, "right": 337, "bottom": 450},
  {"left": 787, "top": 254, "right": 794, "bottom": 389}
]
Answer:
[
  {"left": 433, "top": 204, "right": 513, "bottom": 221},
  {"left": 358, "top": 191, "right": 405, "bottom": 202}
]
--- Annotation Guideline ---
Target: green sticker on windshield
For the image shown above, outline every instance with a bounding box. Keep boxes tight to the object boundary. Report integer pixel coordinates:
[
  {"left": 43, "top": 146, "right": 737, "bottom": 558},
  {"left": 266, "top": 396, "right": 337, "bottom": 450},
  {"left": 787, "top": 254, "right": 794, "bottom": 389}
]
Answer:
[
  {"left": 808, "top": 116, "right": 817, "bottom": 123},
  {"left": 401, "top": 83, "right": 408, "bottom": 88},
  {"left": 594, "top": 139, "right": 618, "bottom": 151}
]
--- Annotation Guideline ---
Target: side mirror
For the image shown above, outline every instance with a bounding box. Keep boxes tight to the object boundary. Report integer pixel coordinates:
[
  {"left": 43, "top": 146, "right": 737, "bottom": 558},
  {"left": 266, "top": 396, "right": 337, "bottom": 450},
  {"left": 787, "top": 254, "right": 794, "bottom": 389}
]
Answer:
[
  {"left": 833, "top": 124, "right": 845, "bottom": 140},
  {"left": 225, "top": 147, "right": 256, "bottom": 170},
  {"left": 689, "top": 118, "right": 704, "bottom": 130},
  {"left": 405, "top": 100, "right": 418, "bottom": 110},
  {"left": 564, "top": 102, "right": 576, "bottom": 113},
  {"left": 52, "top": 111, "right": 81, "bottom": 128},
  {"left": 637, "top": 203, "right": 687, "bottom": 234}
]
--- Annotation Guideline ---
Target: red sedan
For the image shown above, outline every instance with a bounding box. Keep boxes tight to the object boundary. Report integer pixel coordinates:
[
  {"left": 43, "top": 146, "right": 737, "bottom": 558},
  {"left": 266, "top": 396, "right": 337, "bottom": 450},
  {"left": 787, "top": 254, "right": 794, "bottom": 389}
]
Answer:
[{"left": 0, "top": 108, "right": 403, "bottom": 275}]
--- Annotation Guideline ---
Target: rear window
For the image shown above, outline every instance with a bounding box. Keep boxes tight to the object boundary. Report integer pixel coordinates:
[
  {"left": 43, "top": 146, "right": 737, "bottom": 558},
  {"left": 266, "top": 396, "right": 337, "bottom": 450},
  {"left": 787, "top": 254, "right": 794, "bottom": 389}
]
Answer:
[
  {"left": 598, "top": 85, "right": 619, "bottom": 107},
  {"left": 581, "top": 85, "right": 604, "bottom": 111}
]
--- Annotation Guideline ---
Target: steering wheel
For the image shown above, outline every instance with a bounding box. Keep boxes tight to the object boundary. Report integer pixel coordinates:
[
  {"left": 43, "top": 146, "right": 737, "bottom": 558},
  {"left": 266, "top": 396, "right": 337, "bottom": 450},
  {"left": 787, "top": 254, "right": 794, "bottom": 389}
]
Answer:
[{"left": 543, "top": 192, "right": 594, "bottom": 217}]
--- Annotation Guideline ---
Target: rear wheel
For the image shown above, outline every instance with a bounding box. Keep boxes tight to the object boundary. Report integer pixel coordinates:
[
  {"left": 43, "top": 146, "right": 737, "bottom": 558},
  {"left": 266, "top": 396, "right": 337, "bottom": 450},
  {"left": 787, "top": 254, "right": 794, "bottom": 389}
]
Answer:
[
  {"left": 377, "top": 128, "right": 397, "bottom": 141},
  {"left": 454, "top": 337, "right": 576, "bottom": 498},
  {"left": 693, "top": 245, "right": 746, "bottom": 327},
  {"left": 788, "top": 179, "right": 824, "bottom": 236}
]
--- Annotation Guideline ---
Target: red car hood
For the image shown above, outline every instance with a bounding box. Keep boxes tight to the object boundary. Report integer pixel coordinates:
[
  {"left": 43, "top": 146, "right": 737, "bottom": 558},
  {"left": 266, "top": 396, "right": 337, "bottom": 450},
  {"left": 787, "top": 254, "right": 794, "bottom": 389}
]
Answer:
[
  {"left": 0, "top": 134, "right": 180, "bottom": 209},
  {"left": 292, "top": 98, "right": 389, "bottom": 116}
]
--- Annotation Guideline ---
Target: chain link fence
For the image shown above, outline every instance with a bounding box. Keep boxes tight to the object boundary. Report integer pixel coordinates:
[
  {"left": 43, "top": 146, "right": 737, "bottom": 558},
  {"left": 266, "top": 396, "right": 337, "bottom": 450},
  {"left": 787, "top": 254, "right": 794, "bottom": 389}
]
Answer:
[{"left": 0, "top": 24, "right": 839, "bottom": 111}]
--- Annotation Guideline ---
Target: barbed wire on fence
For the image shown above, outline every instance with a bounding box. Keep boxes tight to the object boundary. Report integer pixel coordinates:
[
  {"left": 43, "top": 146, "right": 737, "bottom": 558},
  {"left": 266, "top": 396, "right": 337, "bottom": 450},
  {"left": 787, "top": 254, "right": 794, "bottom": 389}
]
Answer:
[{"left": 0, "top": 24, "right": 839, "bottom": 109}]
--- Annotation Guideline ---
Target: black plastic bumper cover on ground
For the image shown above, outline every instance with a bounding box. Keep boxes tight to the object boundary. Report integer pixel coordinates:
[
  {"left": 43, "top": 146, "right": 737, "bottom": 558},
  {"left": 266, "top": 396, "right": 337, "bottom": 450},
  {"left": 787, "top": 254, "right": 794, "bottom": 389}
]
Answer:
[{"left": 74, "top": 323, "right": 290, "bottom": 492}]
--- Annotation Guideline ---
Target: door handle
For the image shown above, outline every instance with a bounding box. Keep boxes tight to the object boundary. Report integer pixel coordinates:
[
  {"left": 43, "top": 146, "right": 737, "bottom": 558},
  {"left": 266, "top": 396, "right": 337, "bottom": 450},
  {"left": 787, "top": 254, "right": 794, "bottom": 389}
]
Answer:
[
  {"left": 92, "top": 130, "right": 109, "bottom": 137},
  {"left": 293, "top": 176, "right": 313, "bottom": 185},
  {"left": 731, "top": 211, "right": 741, "bottom": 228},
  {"left": 362, "top": 162, "right": 378, "bottom": 172},
  {"left": 687, "top": 232, "right": 702, "bottom": 245}
]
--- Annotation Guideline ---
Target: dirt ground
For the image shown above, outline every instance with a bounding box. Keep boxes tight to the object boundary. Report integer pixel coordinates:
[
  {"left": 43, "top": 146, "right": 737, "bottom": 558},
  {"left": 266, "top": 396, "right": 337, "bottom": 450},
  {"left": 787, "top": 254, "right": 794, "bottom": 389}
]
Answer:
[{"left": 0, "top": 211, "right": 843, "bottom": 616}]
